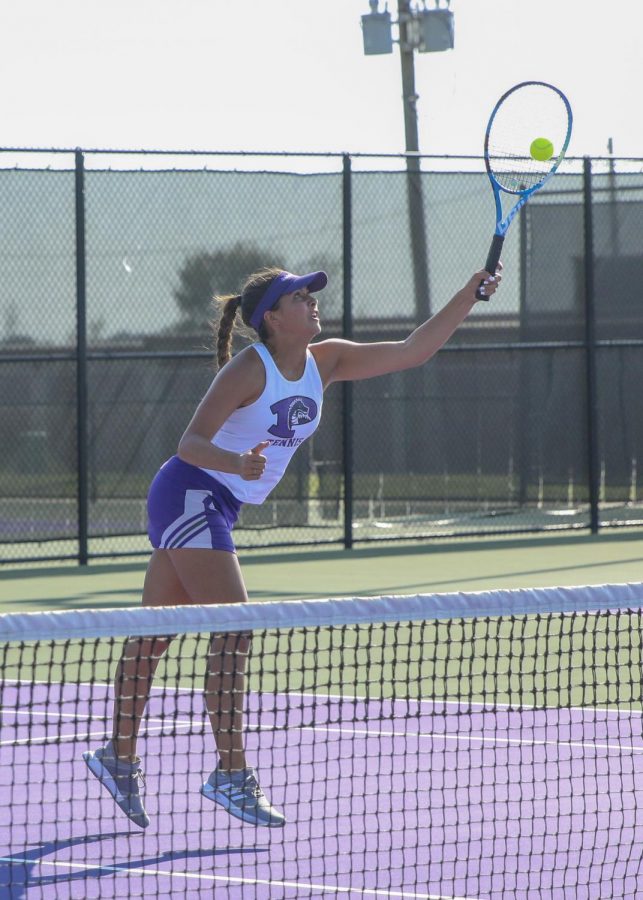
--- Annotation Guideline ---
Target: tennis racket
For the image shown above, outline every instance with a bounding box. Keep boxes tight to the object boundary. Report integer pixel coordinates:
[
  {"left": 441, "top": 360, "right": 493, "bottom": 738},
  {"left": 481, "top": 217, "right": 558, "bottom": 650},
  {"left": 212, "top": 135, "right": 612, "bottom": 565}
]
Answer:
[{"left": 476, "top": 80, "right": 573, "bottom": 300}]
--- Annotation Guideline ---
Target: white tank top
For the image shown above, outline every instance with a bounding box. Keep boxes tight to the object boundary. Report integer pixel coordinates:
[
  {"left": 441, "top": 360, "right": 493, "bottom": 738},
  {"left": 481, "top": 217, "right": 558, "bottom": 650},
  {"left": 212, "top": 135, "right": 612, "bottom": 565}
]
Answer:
[{"left": 200, "top": 342, "right": 324, "bottom": 504}]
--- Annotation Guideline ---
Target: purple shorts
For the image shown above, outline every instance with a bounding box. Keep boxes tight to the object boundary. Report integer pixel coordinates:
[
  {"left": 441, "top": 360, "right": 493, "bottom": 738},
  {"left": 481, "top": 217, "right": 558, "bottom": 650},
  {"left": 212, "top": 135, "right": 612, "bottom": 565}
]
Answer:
[{"left": 147, "top": 456, "right": 242, "bottom": 552}]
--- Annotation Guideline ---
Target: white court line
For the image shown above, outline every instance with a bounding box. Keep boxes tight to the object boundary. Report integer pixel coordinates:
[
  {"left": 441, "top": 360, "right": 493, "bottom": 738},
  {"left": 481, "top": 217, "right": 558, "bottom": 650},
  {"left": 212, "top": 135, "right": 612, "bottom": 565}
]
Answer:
[
  {"left": 4, "top": 709, "right": 192, "bottom": 725},
  {"left": 3, "top": 677, "right": 641, "bottom": 718},
  {"left": 0, "top": 709, "right": 197, "bottom": 747},
  {"left": 299, "top": 723, "right": 643, "bottom": 756},
  {"left": 258, "top": 689, "right": 643, "bottom": 719},
  {"left": 0, "top": 856, "right": 473, "bottom": 900},
  {"left": 1, "top": 725, "right": 190, "bottom": 748},
  {"left": 3, "top": 707, "right": 642, "bottom": 755}
]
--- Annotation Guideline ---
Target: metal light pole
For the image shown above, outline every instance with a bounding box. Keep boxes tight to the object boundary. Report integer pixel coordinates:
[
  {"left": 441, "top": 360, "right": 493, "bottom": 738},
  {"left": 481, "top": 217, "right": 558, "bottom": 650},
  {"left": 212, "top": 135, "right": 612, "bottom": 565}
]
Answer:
[
  {"left": 397, "top": 0, "right": 430, "bottom": 322},
  {"left": 361, "top": 1, "right": 455, "bottom": 323}
]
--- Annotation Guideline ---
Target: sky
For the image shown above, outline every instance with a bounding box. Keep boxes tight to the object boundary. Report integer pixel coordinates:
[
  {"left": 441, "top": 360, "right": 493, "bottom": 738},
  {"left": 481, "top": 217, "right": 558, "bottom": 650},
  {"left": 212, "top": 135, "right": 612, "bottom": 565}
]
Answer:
[{"left": 1, "top": 0, "right": 643, "bottom": 159}]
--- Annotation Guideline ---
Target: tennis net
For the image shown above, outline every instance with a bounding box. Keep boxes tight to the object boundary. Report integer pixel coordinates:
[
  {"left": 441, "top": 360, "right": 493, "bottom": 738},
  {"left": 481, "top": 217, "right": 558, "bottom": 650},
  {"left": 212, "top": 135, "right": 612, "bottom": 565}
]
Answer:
[{"left": 2, "top": 582, "right": 643, "bottom": 899}]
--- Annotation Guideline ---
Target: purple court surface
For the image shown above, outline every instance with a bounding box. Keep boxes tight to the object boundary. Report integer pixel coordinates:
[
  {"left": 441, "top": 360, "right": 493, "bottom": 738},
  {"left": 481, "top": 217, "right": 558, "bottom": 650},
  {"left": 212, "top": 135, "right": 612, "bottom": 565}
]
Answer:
[{"left": 2, "top": 681, "right": 643, "bottom": 899}]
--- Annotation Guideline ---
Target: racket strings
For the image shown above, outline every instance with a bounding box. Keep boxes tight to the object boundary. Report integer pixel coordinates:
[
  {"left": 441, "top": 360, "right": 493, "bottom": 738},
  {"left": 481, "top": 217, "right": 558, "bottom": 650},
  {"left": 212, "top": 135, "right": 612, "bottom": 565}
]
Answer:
[{"left": 486, "top": 84, "right": 572, "bottom": 193}]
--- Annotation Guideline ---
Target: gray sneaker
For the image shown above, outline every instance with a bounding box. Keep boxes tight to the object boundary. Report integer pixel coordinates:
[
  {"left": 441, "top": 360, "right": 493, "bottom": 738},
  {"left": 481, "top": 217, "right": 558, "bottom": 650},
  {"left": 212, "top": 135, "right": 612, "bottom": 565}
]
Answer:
[
  {"left": 83, "top": 741, "right": 150, "bottom": 829},
  {"left": 201, "top": 767, "right": 285, "bottom": 827}
]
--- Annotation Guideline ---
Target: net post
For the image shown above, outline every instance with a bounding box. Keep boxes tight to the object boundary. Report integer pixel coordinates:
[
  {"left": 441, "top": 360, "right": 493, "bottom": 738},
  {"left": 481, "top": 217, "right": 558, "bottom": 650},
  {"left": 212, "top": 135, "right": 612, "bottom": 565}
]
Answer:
[
  {"left": 74, "top": 148, "right": 89, "bottom": 565},
  {"left": 583, "top": 155, "right": 600, "bottom": 534},
  {"left": 342, "top": 153, "right": 354, "bottom": 549}
]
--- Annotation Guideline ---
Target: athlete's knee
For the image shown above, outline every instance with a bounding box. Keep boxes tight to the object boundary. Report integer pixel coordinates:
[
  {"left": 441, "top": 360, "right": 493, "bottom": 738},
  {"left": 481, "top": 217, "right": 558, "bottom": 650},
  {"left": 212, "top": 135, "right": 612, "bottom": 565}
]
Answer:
[{"left": 122, "top": 634, "right": 174, "bottom": 665}]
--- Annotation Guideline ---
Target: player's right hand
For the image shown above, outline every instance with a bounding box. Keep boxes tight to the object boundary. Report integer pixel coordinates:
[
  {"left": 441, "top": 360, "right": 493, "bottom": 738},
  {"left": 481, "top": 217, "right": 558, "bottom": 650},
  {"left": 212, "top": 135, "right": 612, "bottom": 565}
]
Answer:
[{"left": 238, "top": 441, "right": 270, "bottom": 480}]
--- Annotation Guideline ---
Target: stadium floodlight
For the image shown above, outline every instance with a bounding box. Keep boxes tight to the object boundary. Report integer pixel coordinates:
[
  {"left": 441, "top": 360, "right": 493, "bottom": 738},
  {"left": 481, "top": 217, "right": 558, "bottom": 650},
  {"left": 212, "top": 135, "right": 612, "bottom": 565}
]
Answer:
[
  {"left": 361, "top": 1, "right": 455, "bottom": 57},
  {"left": 417, "top": 7, "right": 454, "bottom": 52},
  {"left": 361, "top": 1, "right": 394, "bottom": 55}
]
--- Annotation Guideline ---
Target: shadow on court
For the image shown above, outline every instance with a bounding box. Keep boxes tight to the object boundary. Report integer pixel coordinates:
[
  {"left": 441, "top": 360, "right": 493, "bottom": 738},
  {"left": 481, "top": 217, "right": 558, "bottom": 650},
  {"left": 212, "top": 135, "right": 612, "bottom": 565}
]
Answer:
[
  {"left": 1, "top": 529, "right": 641, "bottom": 614},
  {"left": 238, "top": 528, "right": 643, "bottom": 565},
  {"left": 1, "top": 529, "right": 641, "bottom": 581},
  {"left": 0, "top": 832, "right": 268, "bottom": 899}
]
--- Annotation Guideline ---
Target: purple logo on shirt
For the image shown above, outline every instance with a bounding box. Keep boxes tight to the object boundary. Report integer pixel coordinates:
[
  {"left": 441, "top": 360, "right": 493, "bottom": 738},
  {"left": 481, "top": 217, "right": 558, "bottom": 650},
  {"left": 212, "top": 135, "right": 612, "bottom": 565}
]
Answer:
[{"left": 268, "top": 396, "right": 318, "bottom": 439}]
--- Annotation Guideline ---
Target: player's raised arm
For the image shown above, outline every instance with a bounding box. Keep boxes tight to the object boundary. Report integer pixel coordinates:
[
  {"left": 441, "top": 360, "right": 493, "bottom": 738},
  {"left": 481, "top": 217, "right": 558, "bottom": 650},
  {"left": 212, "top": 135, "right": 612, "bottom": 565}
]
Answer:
[{"left": 312, "top": 269, "right": 500, "bottom": 386}]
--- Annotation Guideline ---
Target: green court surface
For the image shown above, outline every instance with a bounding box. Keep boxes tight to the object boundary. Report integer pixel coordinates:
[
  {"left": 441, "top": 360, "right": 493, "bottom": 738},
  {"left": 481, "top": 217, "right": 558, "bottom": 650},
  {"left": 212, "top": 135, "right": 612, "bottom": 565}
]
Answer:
[{"left": 1, "top": 530, "right": 641, "bottom": 614}]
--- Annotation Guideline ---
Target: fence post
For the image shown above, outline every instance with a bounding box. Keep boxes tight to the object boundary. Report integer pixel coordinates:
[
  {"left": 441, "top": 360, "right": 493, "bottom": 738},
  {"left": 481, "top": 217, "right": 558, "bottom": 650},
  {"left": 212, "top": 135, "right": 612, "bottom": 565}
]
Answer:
[
  {"left": 517, "top": 197, "right": 530, "bottom": 506},
  {"left": 342, "top": 153, "right": 354, "bottom": 549},
  {"left": 74, "top": 149, "right": 89, "bottom": 564},
  {"left": 583, "top": 156, "right": 600, "bottom": 533}
]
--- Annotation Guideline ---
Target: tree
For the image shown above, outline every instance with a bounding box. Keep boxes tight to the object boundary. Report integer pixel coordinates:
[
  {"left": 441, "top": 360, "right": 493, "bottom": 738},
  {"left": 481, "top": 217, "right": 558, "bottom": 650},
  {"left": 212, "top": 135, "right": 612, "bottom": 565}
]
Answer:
[
  {"left": 173, "top": 242, "right": 276, "bottom": 331},
  {"left": 173, "top": 242, "right": 342, "bottom": 331}
]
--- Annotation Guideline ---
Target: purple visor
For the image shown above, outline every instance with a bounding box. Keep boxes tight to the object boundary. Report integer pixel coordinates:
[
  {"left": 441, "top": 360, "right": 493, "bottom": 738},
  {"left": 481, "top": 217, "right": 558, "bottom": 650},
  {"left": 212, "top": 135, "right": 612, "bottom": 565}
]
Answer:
[{"left": 249, "top": 270, "right": 327, "bottom": 331}]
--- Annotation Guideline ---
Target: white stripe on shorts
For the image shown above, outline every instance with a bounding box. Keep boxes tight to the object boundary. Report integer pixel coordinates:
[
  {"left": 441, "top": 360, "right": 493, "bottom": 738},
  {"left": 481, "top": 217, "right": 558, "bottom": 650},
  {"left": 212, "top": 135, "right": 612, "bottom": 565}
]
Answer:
[{"left": 160, "top": 489, "right": 216, "bottom": 549}]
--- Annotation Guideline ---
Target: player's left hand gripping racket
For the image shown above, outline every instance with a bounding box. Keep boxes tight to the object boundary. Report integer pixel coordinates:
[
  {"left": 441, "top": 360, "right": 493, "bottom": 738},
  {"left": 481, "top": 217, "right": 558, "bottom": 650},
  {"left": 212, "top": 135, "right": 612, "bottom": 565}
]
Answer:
[{"left": 476, "top": 80, "right": 573, "bottom": 300}]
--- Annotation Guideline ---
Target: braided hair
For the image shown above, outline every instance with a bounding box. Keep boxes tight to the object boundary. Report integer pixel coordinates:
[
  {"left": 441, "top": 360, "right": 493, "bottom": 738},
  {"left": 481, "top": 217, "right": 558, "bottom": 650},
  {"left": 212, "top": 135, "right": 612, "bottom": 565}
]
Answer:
[{"left": 213, "top": 267, "right": 283, "bottom": 369}]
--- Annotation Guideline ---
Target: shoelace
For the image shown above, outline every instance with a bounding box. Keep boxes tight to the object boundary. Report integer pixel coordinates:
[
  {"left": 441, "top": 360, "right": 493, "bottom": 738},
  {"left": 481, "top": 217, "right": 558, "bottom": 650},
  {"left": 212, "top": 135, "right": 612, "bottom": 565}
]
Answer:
[
  {"left": 243, "top": 775, "right": 264, "bottom": 799},
  {"left": 216, "top": 771, "right": 264, "bottom": 800},
  {"left": 116, "top": 765, "right": 146, "bottom": 794}
]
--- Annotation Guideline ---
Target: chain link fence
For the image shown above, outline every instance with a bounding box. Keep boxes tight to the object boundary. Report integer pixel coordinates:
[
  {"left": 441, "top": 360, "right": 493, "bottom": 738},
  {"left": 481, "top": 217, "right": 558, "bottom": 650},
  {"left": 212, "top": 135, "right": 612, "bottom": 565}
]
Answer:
[{"left": 1, "top": 149, "right": 642, "bottom": 563}]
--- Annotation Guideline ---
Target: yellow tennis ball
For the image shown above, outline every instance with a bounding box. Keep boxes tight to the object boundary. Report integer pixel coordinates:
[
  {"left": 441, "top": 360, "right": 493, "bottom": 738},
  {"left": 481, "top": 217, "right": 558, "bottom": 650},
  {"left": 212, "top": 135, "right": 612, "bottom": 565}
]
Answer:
[{"left": 530, "top": 137, "right": 554, "bottom": 162}]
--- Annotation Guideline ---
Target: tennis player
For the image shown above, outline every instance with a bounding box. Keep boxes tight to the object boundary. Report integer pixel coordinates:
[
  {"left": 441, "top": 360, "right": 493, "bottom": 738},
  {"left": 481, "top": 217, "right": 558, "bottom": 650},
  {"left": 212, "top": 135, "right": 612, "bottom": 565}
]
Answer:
[{"left": 83, "top": 263, "right": 501, "bottom": 829}]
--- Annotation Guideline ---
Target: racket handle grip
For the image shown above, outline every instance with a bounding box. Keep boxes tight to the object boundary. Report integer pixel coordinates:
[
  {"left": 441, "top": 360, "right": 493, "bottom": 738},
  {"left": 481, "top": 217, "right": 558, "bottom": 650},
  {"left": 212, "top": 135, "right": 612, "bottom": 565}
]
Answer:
[{"left": 475, "top": 234, "right": 505, "bottom": 301}]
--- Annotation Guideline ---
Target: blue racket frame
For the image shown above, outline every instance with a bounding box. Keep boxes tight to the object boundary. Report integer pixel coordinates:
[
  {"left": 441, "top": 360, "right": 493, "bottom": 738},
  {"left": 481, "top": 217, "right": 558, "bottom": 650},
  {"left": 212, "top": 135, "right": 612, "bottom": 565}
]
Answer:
[{"left": 477, "top": 81, "right": 573, "bottom": 300}]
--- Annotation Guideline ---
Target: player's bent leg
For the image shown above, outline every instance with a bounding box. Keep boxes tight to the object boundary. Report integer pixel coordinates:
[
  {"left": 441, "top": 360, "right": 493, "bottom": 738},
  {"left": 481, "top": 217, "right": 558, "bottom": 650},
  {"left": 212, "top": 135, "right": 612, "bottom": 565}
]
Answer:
[
  {"left": 166, "top": 548, "right": 285, "bottom": 826},
  {"left": 165, "top": 547, "right": 249, "bottom": 606},
  {"left": 204, "top": 629, "right": 250, "bottom": 771},
  {"left": 83, "top": 550, "right": 189, "bottom": 827}
]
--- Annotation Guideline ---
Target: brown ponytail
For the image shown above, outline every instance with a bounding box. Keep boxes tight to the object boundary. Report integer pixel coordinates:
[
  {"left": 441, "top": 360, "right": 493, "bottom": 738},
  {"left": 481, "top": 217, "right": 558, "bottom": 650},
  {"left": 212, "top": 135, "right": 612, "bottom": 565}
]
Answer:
[
  {"left": 214, "top": 294, "right": 242, "bottom": 369},
  {"left": 212, "top": 266, "right": 284, "bottom": 369}
]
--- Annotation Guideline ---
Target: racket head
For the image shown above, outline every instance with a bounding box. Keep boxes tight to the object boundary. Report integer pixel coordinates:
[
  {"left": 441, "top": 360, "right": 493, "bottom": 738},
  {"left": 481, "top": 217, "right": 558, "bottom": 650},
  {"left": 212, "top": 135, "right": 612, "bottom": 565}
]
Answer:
[{"left": 483, "top": 81, "right": 573, "bottom": 197}]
